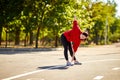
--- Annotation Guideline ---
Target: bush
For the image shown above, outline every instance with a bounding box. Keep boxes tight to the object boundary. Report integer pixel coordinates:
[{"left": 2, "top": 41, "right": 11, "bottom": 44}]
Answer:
[{"left": 109, "top": 33, "right": 120, "bottom": 43}]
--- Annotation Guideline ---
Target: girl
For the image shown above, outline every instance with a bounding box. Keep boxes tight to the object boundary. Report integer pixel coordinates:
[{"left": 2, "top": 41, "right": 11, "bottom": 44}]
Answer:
[{"left": 61, "top": 17, "right": 88, "bottom": 66}]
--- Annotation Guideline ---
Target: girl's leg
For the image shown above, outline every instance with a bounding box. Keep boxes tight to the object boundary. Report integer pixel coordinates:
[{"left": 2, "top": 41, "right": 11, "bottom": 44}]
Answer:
[
  {"left": 61, "top": 34, "right": 69, "bottom": 61},
  {"left": 68, "top": 42, "right": 76, "bottom": 61}
]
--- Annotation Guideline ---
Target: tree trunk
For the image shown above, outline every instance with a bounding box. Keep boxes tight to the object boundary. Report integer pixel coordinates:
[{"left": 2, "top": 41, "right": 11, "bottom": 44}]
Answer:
[
  {"left": 35, "top": 26, "right": 40, "bottom": 48},
  {"left": 24, "top": 32, "right": 28, "bottom": 46},
  {"left": 94, "top": 23, "right": 99, "bottom": 45},
  {"left": 29, "top": 31, "right": 33, "bottom": 45},
  {"left": 0, "top": 26, "right": 3, "bottom": 45},
  {"left": 95, "top": 31, "right": 99, "bottom": 45},
  {"left": 55, "top": 35, "right": 58, "bottom": 47},
  {"left": 15, "top": 28, "right": 20, "bottom": 45},
  {"left": 5, "top": 31, "right": 8, "bottom": 47},
  {"left": 93, "top": 26, "right": 99, "bottom": 45}
]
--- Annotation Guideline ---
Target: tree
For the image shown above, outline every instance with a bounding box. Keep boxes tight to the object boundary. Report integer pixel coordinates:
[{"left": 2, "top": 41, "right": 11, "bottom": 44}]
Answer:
[
  {"left": 44, "top": 0, "right": 71, "bottom": 47},
  {"left": 110, "top": 17, "right": 120, "bottom": 42},
  {"left": 0, "top": 0, "right": 24, "bottom": 45},
  {"left": 89, "top": 1, "right": 116, "bottom": 44},
  {"left": 0, "top": 0, "right": 119, "bottom": 48}
]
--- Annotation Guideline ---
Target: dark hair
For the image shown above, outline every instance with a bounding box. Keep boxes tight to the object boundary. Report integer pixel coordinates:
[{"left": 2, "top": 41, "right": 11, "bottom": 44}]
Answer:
[{"left": 82, "top": 32, "right": 88, "bottom": 37}]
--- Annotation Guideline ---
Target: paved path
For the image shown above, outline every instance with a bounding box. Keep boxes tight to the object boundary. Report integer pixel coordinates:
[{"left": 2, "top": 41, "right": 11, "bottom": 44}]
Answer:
[{"left": 0, "top": 43, "right": 120, "bottom": 80}]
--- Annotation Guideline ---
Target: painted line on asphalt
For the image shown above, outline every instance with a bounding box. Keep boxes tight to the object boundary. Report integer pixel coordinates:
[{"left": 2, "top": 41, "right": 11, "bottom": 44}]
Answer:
[
  {"left": 2, "top": 65, "right": 65, "bottom": 80},
  {"left": 93, "top": 76, "right": 104, "bottom": 80},
  {"left": 112, "top": 67, "right": 120, "bottom": 70},
  {"left": 82, "top": 59, "right": 120, "bottom": 63},
  {"left": 2, "top": 59, "right": 120, "bottom": 80}
]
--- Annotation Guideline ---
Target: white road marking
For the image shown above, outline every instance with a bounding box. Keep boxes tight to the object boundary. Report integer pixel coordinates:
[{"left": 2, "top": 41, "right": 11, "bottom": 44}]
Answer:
[
  {"left": 2, "top": 65, "right": 64, "bottom": 80},
  {"left": 26, "top": 79, "right": 31, "bottom": 80},
  {"left": 82, "top": 59, "right": 120, "bottom": 63},
  {"left": 2, "top": 59, "right": 120, "bottom": 80},
  {"left": 93, "top": 76, "right": 104, "bottom": 80},
  {"left": 2, "top": 70, "right": 44, "bottom": 80},
  {"left": 112, "top": 67, "right": 120, "bottom": 70}
]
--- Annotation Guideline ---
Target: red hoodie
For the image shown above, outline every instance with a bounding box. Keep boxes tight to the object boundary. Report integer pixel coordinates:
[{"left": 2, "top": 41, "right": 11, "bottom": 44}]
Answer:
[{"left": 63, "top": 20, "right": 82, "bottom": 52}]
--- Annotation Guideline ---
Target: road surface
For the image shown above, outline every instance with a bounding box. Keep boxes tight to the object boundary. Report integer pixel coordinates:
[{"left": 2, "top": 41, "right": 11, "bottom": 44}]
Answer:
[{"left": 0, "top": 43, "right": 120, "bottom": 80}]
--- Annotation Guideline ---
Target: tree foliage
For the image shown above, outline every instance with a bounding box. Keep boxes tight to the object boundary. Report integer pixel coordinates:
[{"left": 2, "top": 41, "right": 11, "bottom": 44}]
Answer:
[{"left": 0, "top": 0, "right": 119, "bottom": 48}]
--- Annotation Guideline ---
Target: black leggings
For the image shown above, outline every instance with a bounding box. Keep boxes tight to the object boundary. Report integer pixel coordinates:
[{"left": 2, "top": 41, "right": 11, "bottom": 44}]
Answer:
[{"left": 61, "top": 34, "right": 76, "bottom": 61}]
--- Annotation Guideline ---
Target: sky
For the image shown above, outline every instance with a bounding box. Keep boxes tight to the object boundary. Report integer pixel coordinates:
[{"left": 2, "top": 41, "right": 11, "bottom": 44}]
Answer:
[{"left": 114, "top": 0, "right": 120, "bottom": 17}]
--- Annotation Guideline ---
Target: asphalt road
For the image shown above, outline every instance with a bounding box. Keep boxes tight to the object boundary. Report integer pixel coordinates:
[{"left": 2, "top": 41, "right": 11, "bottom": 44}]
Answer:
[{"left": 0, "top": 43, "right": 120, "bottom": 80}]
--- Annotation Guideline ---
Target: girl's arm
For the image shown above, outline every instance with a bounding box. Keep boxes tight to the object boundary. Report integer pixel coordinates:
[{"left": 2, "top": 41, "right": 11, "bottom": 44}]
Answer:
[{"left": 70, "top": 42, "right": 75, "bottom": 62}]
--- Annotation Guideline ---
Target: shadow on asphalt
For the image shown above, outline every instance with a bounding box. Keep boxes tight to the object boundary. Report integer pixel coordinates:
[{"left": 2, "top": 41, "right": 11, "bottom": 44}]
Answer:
[
  {"left": 0, "top": 48, "right": 58, "bottom": 55},
  {"left": 37, "top": 65, "right": 68, "bottom": 70}
]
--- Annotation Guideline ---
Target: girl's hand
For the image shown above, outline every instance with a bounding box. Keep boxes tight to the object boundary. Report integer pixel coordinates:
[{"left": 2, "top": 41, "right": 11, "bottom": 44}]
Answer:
[{"left": 74, "top": 15, "right": 76, "bottom": 20}]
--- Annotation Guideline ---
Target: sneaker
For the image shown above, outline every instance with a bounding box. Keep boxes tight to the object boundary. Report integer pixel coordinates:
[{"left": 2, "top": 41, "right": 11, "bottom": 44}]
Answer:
[
  {"left": 66, "top": 62, "right": 73, "bottom": 66},
  {"left": 74, "top": 61, "right": 82, "bottom": 65}
]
